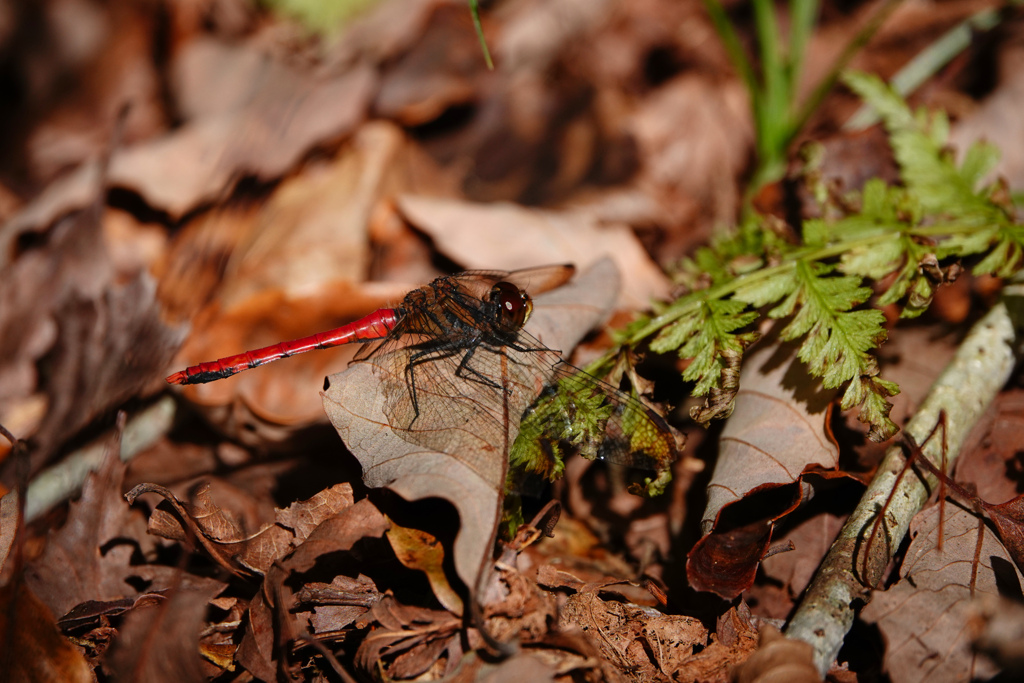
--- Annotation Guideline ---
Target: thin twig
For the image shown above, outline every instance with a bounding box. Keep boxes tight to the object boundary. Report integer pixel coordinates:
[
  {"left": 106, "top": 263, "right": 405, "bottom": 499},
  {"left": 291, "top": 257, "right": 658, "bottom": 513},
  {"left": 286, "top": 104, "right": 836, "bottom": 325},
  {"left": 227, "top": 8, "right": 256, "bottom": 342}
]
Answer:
[
  {"left": 10, "top": 397, "right": 176, "bottom": 522},
  {"left": 0, "top": 424, "right": 16, "bottom": 445}
]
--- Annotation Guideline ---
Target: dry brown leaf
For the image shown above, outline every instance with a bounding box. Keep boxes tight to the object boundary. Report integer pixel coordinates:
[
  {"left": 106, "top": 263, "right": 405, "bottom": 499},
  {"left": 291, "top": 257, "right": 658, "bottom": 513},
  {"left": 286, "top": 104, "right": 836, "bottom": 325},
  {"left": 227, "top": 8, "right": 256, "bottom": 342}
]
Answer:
[
  {"left": 0, "top": 581, "right": 94, "bottom": 683},
  {"left": 731, "top": 625, "right": 821, "bottom": 683},
  {"left": 38, "top": 276, "right": 182, "bottom": 457},
  {"left": 626, "top": 74, "right": 751, "bottom": 249},
  {"left": 950, "top": 43, "right": 1024, "bottom": 191},
  {"left": 353, "top": 593, "right": 463, "bottom": 678},
  {"left": 397, "top": 195, "right": 671, "bottom": 309},
  {"left": 704, "top": 343, "right": 840, "bottom": 534},
  {"left": 170, "top": 36, "right": 296, "bottom": 122},
  {"left": 218, "top": 122, "right": 405, "bottom": 308},
  {"left": 102, "top": 577, "right": 226, "bottom": 683},
  {"left": 236, "top": 585, "right": 276, "bottom": 683},
  {"left": 955, "top": 387, "right": 1024, "bottom": 506},
  {"left": 0, "top": 484, "right": 18, "bottom": 579},
  {"left": 861, "top": 504, "right": 1023, "bottom": 683},
  {"left": 970, "top": 594, "right": 1024, "bottom": 674},
  {"left": 328, "top": 0, "right": 439, "bottom": 67},
  {"left": 534, "top": 564, "right": 587, "bottom": 592},
  {"left": 754, "top": 507, "right": 847, "bottom": 619},
  {"left": 373, "top": 4, "right": 483, "bottom": 126},
  {"left": 673, "top": 604, "right": 760, "bottom": 683},
  {"left": 479, "top": 557, "right": 560, "bottom": 645},
  {"left": 23, "top": 448, "right": 173, "bottom": 619},
  {"left": 128, "top": 481, "right": 355, "bottom": 575},
  {"left": 323, "top": 259, "right": 621, "bottom": 595},
  {"left": 978, "top": 494, "right": 1024, "bottom": 575},
  {"left": 25, "top": 0, "right": 166, "bottom": 182},
  {"left": 0, "top": 202, "right": 184, "bottom": 468},
  {"left": 687, "top": 342, "right": 839, "bottom": 599},
  {"left": 155, "top": 200, "right": 264, "bottom": 322},
  {"left": 387, "top": 521, "right": 464, "bottom": 615},
  {"left": 56, "top": 592, "right": 167, "bottom": 633},
  {"left": 2, "top": 56, "right": 375, "bottom": 240},
  {"left": 909, "top": 436, "right": 1024, "bottom": 578},
  {"left": 120, "top": 62, "right": 372, "bottom": 212},
  {"left": 465, "top": 653, "right": 558, "bottom": 683},
  {"left": 558, "top": 584, "right": 707, "bottom": 679},
  {"left": 297, "top": 573, "right": 381, "bottom": 636},
  {"left": 687, "top": 519, "right": 775, "bottom": 601},
  {"left": 690, "top": 325, "right": 961, "bottom": 599},
  {"left": 497, "top": 0, "right": 615, "bottom": 74},
  {"left": 237, "top": 497, "right": 390, "bottom": 680},
  {"left": 102, "top": 207, "right": 169, "bottom": 278},
  {"left": 527, "top": 515, "right": 649, "bottom": 595}
]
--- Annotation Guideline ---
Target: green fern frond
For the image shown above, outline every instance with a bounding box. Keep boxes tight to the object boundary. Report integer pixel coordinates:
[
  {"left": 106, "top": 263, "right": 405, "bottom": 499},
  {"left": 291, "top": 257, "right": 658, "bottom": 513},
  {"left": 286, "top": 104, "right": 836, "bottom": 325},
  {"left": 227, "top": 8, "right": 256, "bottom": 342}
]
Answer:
[
  {"left": 651, "top": 298, "right": 760, "bottom": 396},
  {"left": 605, "top": 70, "right": 1024, "bottom": 442}
]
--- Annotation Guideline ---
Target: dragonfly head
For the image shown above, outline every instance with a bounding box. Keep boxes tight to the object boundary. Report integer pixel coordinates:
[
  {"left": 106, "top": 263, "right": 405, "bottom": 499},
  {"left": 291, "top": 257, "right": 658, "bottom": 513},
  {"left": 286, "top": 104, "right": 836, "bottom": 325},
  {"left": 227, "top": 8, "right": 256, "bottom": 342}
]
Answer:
[{"left": 490, "top": 281, "right": 533, "bottom": 329}]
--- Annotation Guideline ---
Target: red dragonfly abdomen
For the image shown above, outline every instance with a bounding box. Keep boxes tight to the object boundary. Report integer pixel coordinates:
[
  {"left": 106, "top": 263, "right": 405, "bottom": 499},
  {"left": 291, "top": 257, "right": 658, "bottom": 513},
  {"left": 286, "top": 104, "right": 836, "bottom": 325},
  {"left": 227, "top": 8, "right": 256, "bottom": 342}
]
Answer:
[{"left": 166, "top": 308, "right": 401, "bottom": 385}]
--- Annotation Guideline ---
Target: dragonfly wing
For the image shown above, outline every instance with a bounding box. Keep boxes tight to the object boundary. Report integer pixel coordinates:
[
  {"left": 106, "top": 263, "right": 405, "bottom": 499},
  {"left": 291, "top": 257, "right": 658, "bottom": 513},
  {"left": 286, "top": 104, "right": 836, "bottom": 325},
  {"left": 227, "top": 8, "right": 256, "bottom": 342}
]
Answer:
[
  {"left": 369, "top": 341, "right": 548, "bottom": 486},
  {"left": 362, "top": 335, "right": 676, "bottom": 497},
  {"left": 447, "top": 265, "right": 576, "bottom": 300},
  {"left": 514, "top": 360, "right": 677, "bottom": 487},
  {"left": 500, "top": 265, "right": 575, "bottom": 295}
]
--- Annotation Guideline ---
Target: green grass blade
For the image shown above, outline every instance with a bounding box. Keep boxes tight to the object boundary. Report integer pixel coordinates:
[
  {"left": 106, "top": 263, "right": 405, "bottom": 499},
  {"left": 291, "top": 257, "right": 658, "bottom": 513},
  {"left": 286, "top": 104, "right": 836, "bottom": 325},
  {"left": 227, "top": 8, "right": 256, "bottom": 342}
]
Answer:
[
  {"left": 703, "top": 0, "right": 760, "bottom": 99},
  {"left": 468, "top": 0, "right": 494, "bottom": 70},
  {"left": 845, "top": 5, "right": 1003, "bottom": 130},
  {"left": 792, "top": 0, "right": 903, "bottom": 139}
]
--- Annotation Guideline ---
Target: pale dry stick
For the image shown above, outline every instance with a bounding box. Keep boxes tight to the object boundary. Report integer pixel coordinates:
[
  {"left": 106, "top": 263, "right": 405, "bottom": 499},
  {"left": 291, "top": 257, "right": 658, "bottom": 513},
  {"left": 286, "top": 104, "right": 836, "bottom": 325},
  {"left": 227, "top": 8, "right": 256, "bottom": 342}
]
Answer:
[
  {"left": 7, "top": 396, "right": 177, "bottom": 522},
  {"left": 785, "top": 280, "right": 1024, "bottom": 676}
]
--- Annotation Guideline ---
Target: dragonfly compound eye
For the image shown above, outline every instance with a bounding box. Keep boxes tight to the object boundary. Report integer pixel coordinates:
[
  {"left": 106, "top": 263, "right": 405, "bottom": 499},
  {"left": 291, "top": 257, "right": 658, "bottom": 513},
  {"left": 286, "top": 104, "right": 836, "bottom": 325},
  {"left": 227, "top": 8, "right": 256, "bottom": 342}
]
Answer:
[{"left": 490, "top": 282, "right": 533, "bottom": 328}]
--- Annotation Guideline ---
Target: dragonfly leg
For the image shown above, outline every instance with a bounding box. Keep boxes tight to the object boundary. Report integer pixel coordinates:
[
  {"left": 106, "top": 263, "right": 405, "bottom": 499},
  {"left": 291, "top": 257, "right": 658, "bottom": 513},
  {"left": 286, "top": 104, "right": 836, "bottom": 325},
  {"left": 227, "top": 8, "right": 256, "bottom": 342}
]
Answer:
[
  {"left": 453, "top": 344, "right": 505, "bottom": 393},
  {"left": 505, "top": 338, "right": 557, "bottom": 356},
  {"left": 402, "top": 343, "right": 473, "bottom": 426}
]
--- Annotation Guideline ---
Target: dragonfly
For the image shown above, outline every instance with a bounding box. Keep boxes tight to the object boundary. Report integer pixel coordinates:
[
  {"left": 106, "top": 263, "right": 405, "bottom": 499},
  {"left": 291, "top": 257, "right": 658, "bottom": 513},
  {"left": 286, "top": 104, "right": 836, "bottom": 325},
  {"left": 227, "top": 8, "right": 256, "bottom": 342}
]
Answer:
[{"left": 167, "top": 265, "right": 677, "bottom": 492}]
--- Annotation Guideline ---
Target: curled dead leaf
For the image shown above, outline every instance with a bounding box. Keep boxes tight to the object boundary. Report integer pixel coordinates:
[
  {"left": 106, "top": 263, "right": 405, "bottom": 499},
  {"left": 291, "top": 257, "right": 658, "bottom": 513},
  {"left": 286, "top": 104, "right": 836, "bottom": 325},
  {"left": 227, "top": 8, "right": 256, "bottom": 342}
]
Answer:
[
  {"left": 731, "top": 625, "right": 821, "bottom": 683},
  {"left": 703, "top": 343, "right": 840, "bottom": 537},
  {"left": 559, "top": 584, "right": 707, "bottom": 679},
  {"left": 387, "top": 520, "right": 464, "bottom": 616},
  {"left": 295, "top": 573, "right": 381, "bottom": 637},
  {"left": 237, "top": 498, "right": 390, "bottom": 680},
  {"left": 354, "top": 593, "right": 463, "bottom": 679},
  {"left": 689, "top": 343, "right": 839, "bottom": 599},
  {"left": 126, "top": 482, "right": 355, "bottom": 575},
  {"left": 23, "top": 447, "right": 165, "bottom": 620}
]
